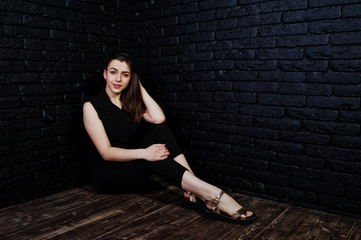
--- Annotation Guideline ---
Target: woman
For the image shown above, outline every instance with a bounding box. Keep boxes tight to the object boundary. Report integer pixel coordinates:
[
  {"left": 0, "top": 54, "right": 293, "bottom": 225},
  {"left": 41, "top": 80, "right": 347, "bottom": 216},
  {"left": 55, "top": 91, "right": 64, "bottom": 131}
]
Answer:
[{"left": 83, "top": 52, "right": 255, "bottom": 224}]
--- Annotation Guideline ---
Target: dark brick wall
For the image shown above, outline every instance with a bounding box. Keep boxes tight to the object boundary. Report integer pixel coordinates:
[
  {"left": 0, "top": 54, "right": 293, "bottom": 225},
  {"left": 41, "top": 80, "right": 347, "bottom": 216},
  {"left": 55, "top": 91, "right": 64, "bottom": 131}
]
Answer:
[
  {"left": 1, "top": 0, "right": 361, "bottom": 219},
  {"left": 0, "top": 0, "right": 133, "bottom": 206},
  {"left": 132, "top": 0, "right": 361, "bottom": 219}
]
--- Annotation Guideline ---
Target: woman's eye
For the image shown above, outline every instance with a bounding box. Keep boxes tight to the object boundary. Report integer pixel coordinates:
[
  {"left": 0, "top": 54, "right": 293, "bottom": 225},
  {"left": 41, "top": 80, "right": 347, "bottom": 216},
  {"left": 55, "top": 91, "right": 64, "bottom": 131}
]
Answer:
[{"left": 110, "top": 71, "right": 116, "bottom": 74}]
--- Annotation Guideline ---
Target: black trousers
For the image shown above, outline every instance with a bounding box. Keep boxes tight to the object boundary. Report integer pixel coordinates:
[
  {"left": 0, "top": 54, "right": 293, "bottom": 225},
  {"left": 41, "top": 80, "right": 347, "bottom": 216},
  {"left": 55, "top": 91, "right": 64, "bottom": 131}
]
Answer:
[{"left": 93, "top": 123, "right": 188, "bottom": 193}]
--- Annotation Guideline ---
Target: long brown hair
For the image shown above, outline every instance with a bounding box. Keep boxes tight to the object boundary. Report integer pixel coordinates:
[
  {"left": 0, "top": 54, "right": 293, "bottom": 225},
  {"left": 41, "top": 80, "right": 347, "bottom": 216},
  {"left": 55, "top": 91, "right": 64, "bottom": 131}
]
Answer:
[{"left": 104, "top": 52, "right": 145, "bottom": 123}]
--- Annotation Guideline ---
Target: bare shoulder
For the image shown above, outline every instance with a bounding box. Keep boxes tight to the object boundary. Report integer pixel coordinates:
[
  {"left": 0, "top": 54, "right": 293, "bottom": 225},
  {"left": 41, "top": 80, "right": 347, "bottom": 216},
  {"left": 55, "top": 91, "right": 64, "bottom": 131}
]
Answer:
[{"left": 83, "top": 101, "right": 94, "bottom": 112}]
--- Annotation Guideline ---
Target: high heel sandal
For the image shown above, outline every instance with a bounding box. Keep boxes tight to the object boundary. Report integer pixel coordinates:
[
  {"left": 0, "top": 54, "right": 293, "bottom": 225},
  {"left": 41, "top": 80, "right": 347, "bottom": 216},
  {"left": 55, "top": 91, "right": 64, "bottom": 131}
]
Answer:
[
  {"left": 204, "top": 190, "right": 256, "bottom": 224},
  {"left": 181, "top": 191, "right": 205, "bottom": 211}
]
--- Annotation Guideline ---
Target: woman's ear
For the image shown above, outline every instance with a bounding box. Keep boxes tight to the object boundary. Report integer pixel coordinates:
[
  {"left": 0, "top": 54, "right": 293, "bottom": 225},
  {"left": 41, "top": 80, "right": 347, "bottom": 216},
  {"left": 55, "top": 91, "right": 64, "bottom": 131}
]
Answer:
[{"left": 103, "top": 69, "right": 107, "bottom": 80}]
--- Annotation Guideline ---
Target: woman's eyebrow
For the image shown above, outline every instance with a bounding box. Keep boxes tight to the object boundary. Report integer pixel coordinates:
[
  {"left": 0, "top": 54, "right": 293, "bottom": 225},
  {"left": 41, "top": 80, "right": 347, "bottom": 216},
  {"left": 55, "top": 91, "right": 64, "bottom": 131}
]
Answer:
[{"left": 109, "top": 67, "right": 118, "bottom": 71}]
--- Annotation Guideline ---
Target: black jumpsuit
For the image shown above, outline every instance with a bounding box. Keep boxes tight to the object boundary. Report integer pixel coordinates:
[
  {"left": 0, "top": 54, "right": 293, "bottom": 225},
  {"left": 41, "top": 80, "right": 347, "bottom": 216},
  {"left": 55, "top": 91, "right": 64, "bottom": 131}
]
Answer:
[{"left": 88, "top": 88, "right": 187, "bottom": 193}]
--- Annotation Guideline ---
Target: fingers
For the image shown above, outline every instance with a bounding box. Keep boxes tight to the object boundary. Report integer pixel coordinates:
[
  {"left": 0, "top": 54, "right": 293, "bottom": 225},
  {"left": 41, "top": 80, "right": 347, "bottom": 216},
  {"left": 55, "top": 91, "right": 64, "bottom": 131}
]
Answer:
[{"left": 147, "top": 144, "right": 170, "bottom": 161}]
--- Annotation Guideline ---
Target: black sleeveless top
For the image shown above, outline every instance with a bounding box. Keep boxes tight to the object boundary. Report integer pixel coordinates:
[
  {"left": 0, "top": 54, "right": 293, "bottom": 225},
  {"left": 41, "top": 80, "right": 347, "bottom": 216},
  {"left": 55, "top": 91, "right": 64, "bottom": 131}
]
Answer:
[{"left": 88, "top": 88, "right": 142, "bottom": 166}]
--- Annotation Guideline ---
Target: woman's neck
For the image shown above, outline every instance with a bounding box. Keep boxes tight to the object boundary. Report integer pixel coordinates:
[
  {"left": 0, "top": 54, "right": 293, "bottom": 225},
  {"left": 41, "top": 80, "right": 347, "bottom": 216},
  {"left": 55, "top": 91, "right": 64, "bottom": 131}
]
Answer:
[{"left": 105, "top": 87, "right": 122, "bottom": 108}]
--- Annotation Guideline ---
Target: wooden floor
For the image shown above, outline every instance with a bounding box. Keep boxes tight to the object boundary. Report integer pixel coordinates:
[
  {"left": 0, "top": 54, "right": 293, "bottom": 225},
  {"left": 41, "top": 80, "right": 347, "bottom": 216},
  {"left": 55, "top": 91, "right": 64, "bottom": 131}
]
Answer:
[{"left": 1, "top": 178, "right": 360, "bottom": 240}]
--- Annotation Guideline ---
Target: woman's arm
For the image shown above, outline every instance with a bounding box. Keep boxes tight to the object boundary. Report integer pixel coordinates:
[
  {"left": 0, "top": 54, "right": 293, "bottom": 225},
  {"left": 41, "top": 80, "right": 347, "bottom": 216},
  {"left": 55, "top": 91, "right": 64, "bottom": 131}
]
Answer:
[
  {"left": 83, "top": 102, "right": 169, "bottom": 162},
  {"left": 140, "top": 83, "right": 166, "bottom": 124}
]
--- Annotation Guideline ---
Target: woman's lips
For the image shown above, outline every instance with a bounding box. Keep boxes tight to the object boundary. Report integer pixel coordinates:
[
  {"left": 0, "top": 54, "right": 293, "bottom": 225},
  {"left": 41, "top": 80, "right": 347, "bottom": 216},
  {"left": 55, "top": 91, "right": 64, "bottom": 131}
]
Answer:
[{"left": 113, "top": 84, "right": 121, "bottom": 89}]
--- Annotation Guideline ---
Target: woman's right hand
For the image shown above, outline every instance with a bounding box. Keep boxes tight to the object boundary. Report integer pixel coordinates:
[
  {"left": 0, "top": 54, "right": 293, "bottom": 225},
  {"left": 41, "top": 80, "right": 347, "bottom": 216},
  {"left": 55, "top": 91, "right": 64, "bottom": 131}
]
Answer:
[{"left": 141, "top": 144, "right": 170, "bottom": 161}]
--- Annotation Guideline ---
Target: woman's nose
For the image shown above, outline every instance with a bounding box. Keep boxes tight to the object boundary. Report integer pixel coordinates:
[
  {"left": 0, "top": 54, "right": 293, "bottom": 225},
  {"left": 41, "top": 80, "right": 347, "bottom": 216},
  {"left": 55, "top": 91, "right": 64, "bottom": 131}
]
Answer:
[{"left": 116, "top": 74, "right": 122, "bottom": 82}]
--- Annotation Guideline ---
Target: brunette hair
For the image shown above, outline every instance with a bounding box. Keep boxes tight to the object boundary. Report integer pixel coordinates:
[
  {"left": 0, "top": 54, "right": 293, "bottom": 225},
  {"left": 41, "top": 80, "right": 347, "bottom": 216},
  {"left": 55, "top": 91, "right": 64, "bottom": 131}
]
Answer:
[{"left": 104, "top": 52, "right": 145, "bottom": 123}]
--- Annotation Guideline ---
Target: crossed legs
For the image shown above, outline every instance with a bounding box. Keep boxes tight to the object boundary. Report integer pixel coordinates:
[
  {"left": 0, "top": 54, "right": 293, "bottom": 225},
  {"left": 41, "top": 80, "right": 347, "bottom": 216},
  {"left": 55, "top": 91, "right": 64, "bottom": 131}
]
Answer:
[{"left": 174, "top": 154, "right": 254, "bottom": 218}]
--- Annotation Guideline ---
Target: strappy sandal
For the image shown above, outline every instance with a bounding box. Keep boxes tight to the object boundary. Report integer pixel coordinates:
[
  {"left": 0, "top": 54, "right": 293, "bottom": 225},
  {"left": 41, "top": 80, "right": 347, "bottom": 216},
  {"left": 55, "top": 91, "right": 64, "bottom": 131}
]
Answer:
[
  {"left": 204, "top": 190, "right": 256, "bottom": 224},
  {"left": 181, "top": 191, "right": 205, "bottom": 211}
]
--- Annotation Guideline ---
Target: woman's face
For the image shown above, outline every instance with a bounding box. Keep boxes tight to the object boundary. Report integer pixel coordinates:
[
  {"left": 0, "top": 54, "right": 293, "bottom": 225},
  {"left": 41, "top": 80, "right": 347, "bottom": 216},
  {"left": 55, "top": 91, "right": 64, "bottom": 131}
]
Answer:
[{"left": 103, "top": 60, "right": 131, "bottom": 96}]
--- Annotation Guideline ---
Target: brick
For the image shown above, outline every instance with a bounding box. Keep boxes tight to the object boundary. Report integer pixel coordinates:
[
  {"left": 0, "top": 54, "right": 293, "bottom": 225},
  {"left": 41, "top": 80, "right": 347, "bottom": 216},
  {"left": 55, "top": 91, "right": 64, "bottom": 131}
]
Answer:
[
  {"left": 215, "top": 49, "right": 255, "bottom": 60},
  {"left": 179, "top": 52, "right": 213, "bottom": 63},
  {"left": 213, "top": 92, "right": 256, "bottom": 103},
  {"left": 331, "top": 60, "right": 361, "bottom": 72},
  {"left": 346, "top": 186, "right": 361, "bottom": 200},
  {"left": 331, "top": 135, "right": 361, "bottom": 148},
  {"left": 323, "top": 170, "right": 361, "bottom": 188},
  {"left": 234, "top": 36, "right": 276, "bottom": 49},
  {"left": 215, "top": 4, "right": 259, "bottom": 18},
  {"left": 266, "top": 184, "right": 318, "bottom": 204},
  {"left": 163, "top": 3, "right": 197, "bottom": 16},
  {"left": 23, "top": 0, "right": 66, "bottom": 8},
  {"left": 227, "top": 156, "right": 268, "bottom": 170},
  {"left": 305, "top": 145, "right": 361, "bottom": 162},
  {"left": 192, "top": 81, "right": 232, "bottom": 91},
  {"left": 200, "top": 18, "right": 237, "bottom": 31},
  {"left": 216, "top": 27, "right": 257, "bottom": 40},
  {"left": 290, "top": 177, "right": 345, "bottom": 196},
  {"left": 0, "top": 119, "right": 26, "bottom": 132},
  {"left": 44, "top": 6, "right": 84, "bottom": 21},
  {"left": 0, "top": 37, "right": 24, "bottom": 48},
  {"left": 277, "top": 34, "right": 329, "bottom": 47},
  {"left": 334, "top": 84, "right": 361, "bottom": 97},
  {"left": 0, "top": 85, "right": 19, "bottom": 96},
  {"left": 255, "top": 139, "right": 303, "bottom": 154},
  {"left": 260, "top": 0, "right": 307, "bottom": 12},
  {"left": 244, "top": 169, "right": 290, "bottom": 186},
  {"left": 237, "top": 12, "right": 281, "bottom": 27},
  {"left": 4, "top": 25, "right": 49, "bottom": 38},
  {"left": 282, "top": 7, "right": 341, "bottom": 23},
  {"left": 236, "top": 126, "right": 279, "bottom": 140},
  {"left": 239, "top": 104, "right": 284, "bottom": 117},
  {"left": 224, "top": 176, "right": 265, "bottom": 193},
  {"left": 195, "top": 60, "right": 234, "bottom": 71},
  {"left": 270, "top": 162, "right": 321, "bottom": 180},
  {"left": 256, "top": 48, "right": 304, "bottom": 60},
  {"left": 196, "top": 41, "right": 233, "bottom": 51},
  {"left": 307, "top": 96, "right": 360, "bottom": 110},
  {"left": 211, "top": 113, "right": 253, "bottom": 126},
  {"left": 279, "top": 83, "right": 332, "bottom": 96},
  {"left": 279, "top": 60, "right": 329, "bottom": 72},
  {"left": 277, "top": 153, "right": 325, "bottom": 169},
  {"left": 303, "top": 119, "right": 360, "bottom": 136},
  {"left": 306, "top": 46, "right": 361, "bottom": 60},
  {"left": 0, "top": 60, "right": 26, "bottom": 73},
  {"left": 257, "top": 94, "right": 306, "bottom": 107},
  {"left": 331, "top": 32, "right": 361, "bottom": 45},
  {"left": 310, "top": 19, "right": 361, "bottom": 33},
  {"left": 235, "top": 60, "right": 277, "bottom": 71},
  {"left": 66, "top": 0, "right": 101, "bottom": 14},
  {"left": 285, "top": 107, "right": 339, "bottom": 121},
  {"left": 307, "top": 72, "right": 361, "bottom": 84},
  {"left": 180, "top": 32, "right": 215, "bottom": 43},
  {"left": 199, "top": 122, "right": 238, "bottom": 134},
  {"left": 280, "top": 130, "right": 330, "bottom": 145},
  {"left": 233, "top": 82, "right": 278, "bottom": 92},
  {"left": 258, "top": 23, "right": 308, "bottom": 37},
  {"left": 342, "top": 3, "right": 361, "bottom": 17},
  {"left": 216, "top": 70, "right": 257, "bottom": 82},
  {"left": 198, "top": 0, "right": 237, "bottom": 10},
  {"left": 339, "top": 111, "right": 361, "bottom": 123},
  {"left": 258, "top": 72, "right": 305, "bottom": 83},
  {"left": 23, "top": 15, "right": 66, "bottom": 30},
  {"left": 310, "top": 0, "right": 361, "bottom": 7},
  {"left": 254, "top": 117, "right": 301, "bottom": 131}
]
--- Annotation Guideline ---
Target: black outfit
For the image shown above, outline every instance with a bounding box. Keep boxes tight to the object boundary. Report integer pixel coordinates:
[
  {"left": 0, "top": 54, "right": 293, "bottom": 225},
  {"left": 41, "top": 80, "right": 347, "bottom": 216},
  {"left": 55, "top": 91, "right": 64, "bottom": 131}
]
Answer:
[{"left": 88, "top": 88, "right": 187, "bottom": 193}]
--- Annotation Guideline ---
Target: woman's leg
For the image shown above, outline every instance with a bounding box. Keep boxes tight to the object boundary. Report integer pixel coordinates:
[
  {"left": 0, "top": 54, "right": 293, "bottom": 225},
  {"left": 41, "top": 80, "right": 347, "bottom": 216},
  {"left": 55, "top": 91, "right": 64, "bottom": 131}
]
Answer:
[
  {"left": 138, "top": 123, "right": 253, "bottom": 217},
  {"left": 174, "top": 154, "right": 194, "bottom": 175},
  {"left": 181, "top": 171, "right": 254, "bottom": 218}
]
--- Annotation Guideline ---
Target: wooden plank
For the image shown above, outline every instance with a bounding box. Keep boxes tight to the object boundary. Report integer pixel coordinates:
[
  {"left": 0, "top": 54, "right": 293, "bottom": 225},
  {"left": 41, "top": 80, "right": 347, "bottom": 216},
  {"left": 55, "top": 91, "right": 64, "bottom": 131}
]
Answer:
[
  {"left": 0, "top": 179, "right": 360, "bottom": 240},
  {"left": 28, "top": 185, "right": 181, "bottom": 239}
]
